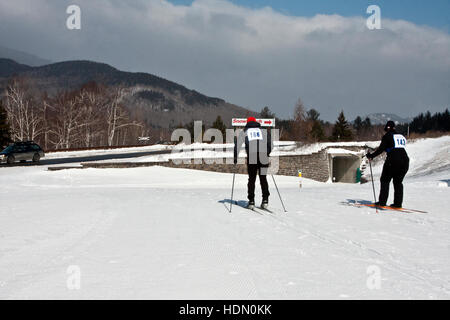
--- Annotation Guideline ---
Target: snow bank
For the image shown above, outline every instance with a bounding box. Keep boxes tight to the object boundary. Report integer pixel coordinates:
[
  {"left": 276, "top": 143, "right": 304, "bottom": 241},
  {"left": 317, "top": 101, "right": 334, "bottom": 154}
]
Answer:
[
  {"left": 44, "top": 144, "right": 172, "bottom": 160},
  {"left": 407, "top": 135, "right": 450, "bottom": 177},
  {"left": 370, "top": 135, "right": 450, "bottom": 179},
  {"left": 93, "top": 141, "right": 377, "bottom": 163},
  {"left": 327, "top": 148, "right": 364, "bottom": 156}
]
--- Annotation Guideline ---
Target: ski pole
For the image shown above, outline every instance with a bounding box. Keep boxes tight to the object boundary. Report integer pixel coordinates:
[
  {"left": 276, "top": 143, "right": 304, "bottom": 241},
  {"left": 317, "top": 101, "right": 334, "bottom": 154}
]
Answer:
[
  {"left": 230, "top": 171, "right": 236, "bottom": 213},
  {"left": 368, "top": 158, "right": 378, "bottom": 213},
  {"left": 271, "top": 175, "right": 287, "bottom": 212}
]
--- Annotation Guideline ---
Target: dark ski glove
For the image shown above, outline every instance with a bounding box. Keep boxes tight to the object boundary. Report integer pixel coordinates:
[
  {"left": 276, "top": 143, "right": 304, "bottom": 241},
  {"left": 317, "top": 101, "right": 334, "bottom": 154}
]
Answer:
[{"left": 366, "top": 153, "right": 374, "bottom": 160}]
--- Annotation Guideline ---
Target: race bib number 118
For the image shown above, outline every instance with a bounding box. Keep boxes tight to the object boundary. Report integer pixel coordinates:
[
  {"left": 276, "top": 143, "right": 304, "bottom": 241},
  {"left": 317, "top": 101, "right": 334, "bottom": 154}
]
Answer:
[{"left": 247, "top": 128, "right": 263, "bottom": 141}]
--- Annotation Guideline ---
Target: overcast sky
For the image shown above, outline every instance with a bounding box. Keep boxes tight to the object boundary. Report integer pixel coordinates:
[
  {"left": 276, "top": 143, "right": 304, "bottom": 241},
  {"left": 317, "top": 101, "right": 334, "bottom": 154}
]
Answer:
[{"left": 0, "top": 0, "right": 449, "bottom": 121}]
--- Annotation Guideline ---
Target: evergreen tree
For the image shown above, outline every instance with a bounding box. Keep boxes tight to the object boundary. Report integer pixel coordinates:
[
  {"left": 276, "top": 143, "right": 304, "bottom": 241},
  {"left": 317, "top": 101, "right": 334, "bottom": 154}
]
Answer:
[
  {"left": 306, "top": 109, "right": 320, "bottom": 122},
  {"left": 211, "top": 115, "right": 227, "bottom": 137},
  {"left": 409, "top": 109, "right": 450, "bottom": 134},
  {"left": 305, "top": 108, "right": 325, "bottom": 141},
  {"left": 260, "top": 106, "right": 275, "bottom": 119},
  {"left": 440, "top": 109, "right": 450, "bottom": 131},
  {"left": 332, "top": 111, "right": 353, "bottom": 141},
  {"left": 362, "top": 117, "right": 372, "bottom": 129},
  {"left": 310, "top": 120, "right": 326, "bottom": 141},
  {"left": 0, "top": 100, "right": 11, "bottom": 148},
  {"left": 277, "top": 119, "right": 294, "bottom": 140},
  {"left": 353, "top": 116, "right": 363, "bottom": 132}
]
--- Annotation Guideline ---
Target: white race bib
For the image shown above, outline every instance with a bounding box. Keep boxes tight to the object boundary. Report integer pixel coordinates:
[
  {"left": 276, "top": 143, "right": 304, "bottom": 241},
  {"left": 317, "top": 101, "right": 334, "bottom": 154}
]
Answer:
[
  {"left": 393, "top": 134, "right": 406, "bottom": 149},
  {"left": 247, "top": 128, "right": 263, "bottom": 141}
]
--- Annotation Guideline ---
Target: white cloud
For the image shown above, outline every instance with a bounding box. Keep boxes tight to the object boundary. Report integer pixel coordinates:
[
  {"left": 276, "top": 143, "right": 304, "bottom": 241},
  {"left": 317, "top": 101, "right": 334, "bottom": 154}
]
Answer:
[{"left": 0, "top": 0, "right": 449, "bottom": 120}]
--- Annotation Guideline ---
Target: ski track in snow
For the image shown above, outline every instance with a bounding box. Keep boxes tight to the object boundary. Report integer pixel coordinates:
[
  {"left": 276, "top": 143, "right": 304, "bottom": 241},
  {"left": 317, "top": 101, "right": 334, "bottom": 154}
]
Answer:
[{"left": 0, "top": 136, "right": 449, "bottom": 299}]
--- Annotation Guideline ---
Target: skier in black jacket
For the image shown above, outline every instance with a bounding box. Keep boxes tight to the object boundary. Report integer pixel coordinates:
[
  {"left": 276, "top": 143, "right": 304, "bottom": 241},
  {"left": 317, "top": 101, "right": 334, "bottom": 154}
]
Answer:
[
  {"left": 367, "top": 121, "right": 410, "bottom": 208},
  {"left": 234, "top": 117, "right": 272, "bottom": 209}
]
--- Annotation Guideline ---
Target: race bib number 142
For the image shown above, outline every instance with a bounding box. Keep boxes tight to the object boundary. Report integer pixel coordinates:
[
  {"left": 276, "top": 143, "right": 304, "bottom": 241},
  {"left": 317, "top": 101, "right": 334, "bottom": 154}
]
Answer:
[{"left": 393, "top": 134, "right": 406, "bottom": 149}]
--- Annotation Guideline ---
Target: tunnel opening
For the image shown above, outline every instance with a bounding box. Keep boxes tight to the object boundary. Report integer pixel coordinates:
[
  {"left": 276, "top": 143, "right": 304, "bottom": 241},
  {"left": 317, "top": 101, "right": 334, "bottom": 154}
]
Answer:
[{"left": 331, "top": 155, "right": 361, "bottom": 183}]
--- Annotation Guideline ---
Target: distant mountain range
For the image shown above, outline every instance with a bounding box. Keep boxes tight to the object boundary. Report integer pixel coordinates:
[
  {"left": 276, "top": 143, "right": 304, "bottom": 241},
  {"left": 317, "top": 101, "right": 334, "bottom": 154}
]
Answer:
[
  {"left": 0, "top": 51, "right": 416, "bottom": 129},
  {"left": 0, "top": 46, "right": 51, "bottom": 67},
  {"left": 0, "top": 58, "right": 253, "bottom": 128},
  {"left": 363, "top": 113, "right": 413, "bottom": 125}
]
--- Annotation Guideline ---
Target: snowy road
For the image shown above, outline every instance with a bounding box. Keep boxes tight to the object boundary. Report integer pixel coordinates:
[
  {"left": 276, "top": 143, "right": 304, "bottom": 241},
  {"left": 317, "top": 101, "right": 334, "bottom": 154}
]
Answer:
[
  {"left": 0, "top": 157, "right": 449, "bottom": 299},
  {"left": 0, "top": 146, "right": 173, "bottom": 168}
]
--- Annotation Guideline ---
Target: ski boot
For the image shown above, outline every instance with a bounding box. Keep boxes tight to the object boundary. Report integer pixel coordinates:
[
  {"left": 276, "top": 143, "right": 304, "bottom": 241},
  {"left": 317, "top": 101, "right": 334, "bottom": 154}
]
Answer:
[
  {"left": 247, "top": 201, "right": 255, "bottom": 210},
  {"left": 261, "top": 199, "right": 269, "bottom": 210}
]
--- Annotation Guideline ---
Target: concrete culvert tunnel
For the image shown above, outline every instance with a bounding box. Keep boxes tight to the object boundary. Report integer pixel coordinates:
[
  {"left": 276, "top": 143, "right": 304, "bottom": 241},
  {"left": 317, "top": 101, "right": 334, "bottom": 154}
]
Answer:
[{"left": 330, "top": 154, "right": 361, "bottom": 183}]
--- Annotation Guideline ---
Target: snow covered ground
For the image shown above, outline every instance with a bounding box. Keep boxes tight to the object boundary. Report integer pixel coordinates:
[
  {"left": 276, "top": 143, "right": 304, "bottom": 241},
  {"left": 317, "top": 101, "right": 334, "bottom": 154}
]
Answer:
[{"left": 0, "top": 137, "right": 449, "bottom": 299}]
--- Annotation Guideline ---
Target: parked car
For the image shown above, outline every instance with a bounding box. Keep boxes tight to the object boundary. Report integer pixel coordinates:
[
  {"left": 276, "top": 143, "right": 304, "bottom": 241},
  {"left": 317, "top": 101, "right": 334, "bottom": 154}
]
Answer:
[{"left": 0, "top": 141, "right": 45, "bottom": 164}]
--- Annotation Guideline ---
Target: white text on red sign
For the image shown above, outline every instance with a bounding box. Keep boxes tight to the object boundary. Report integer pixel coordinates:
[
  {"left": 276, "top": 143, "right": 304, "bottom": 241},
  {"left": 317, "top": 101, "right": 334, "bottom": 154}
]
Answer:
[{"left": 231, "top": 118, "right": 276, "bottom": 127}]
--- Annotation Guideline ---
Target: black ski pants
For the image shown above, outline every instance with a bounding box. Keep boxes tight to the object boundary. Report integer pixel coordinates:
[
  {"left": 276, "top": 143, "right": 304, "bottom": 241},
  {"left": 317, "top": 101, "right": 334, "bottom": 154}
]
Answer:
[
  {"left": 247, "top": 164, "right": 270, "bottom": 202},
  {"left": 379, "top": 158, "right": 409, "bottom": 207}
]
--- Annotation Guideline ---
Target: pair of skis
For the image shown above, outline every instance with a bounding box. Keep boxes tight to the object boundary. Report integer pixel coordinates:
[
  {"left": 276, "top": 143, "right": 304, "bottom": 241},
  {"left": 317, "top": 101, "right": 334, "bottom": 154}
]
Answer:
[
  {"left": 229, "top": 170, "right": 287, "bottom": 214},
  {"left": 232, "top": 200, "right": 276, "bottom": 215},
  {"left": 252, "top": 206, "right": 275, "bottom": 215},
  {"left": 349, "top": 202, "right": 427, "bottom": 214},
  {"left": 365, "top": 157, "right": 427, "bottom": 214}
]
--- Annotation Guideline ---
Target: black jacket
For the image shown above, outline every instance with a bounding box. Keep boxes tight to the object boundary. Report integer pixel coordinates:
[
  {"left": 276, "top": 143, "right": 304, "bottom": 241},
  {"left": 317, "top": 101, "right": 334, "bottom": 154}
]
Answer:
[
  {"left": 371, "top": 130, "right": 409, "bottom": 166},
  {"left": 234, "top": 121, "right": 272, "bottom": 166}
]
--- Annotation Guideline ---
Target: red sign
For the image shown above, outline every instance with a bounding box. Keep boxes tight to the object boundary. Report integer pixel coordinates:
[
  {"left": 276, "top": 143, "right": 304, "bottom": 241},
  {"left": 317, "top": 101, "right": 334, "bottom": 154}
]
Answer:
[{"left": 232, "top": 118, "right": 276, "bottom": 127}]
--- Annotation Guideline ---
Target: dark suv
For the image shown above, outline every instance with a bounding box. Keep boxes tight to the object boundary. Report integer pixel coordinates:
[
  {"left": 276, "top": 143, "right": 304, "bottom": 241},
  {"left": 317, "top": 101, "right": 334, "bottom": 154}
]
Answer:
[{"left": 0, "top": 141, "right": 45, "bottom": 164}]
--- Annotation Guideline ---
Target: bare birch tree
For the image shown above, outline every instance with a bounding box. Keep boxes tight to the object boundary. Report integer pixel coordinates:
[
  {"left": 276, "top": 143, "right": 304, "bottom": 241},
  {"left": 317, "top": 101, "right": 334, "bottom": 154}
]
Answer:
[
  {"left": 47, "top": 91, "right": 85, "bottom": 149},
  {"left": 78, "top": 86, "right": 108, "bottom": 147},
  {"left": 2, "top": 78, "right": 149, "bottom": 149},
  {"left": 292, "top": 98, "right": 310, "bottom": 141},
  {"left": 105, "top": 87, "right": 141, "bottom": 146},
  {"left": 4, "top": 78, "right": 44, "bottom": 142}
]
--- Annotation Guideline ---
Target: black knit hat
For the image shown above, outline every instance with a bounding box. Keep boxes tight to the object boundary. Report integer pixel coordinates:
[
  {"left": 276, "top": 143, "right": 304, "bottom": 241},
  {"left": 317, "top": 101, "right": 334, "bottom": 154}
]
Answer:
[{"left": 384, "top": 120, "right": 396, "bottom": 132}]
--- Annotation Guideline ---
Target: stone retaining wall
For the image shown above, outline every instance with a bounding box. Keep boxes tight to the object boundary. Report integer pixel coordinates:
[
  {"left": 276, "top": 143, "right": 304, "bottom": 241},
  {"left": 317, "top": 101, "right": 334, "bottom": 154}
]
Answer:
[{"left": 82, "top": 145, "right": 367, "bottom": 183}]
